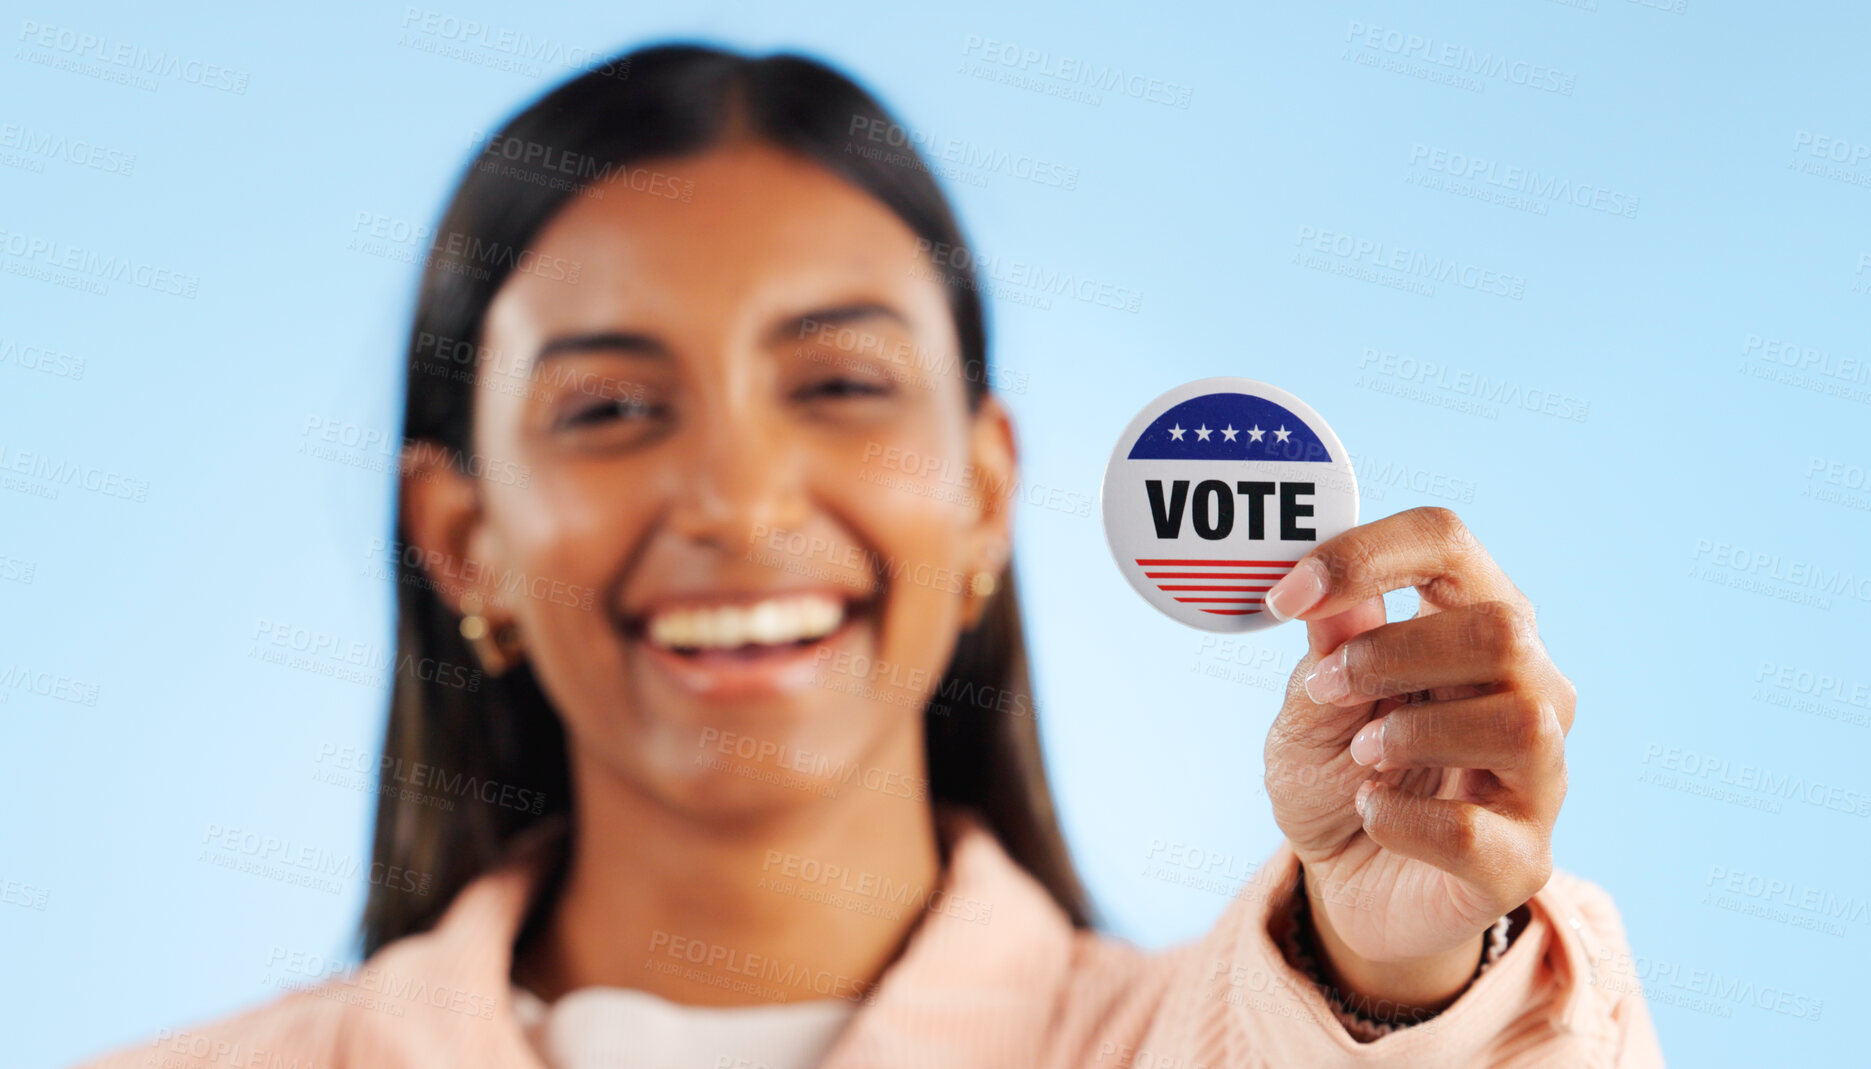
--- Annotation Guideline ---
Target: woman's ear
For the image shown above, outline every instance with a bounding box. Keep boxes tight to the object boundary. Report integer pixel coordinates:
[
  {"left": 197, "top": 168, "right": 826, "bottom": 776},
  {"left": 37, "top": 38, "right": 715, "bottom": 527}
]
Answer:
[
  {"left": 398, "top": 439, "right": 490, "bottom": 615},
  {"left": 964, "top": 394, "right": 1018, "bottom": 601}
]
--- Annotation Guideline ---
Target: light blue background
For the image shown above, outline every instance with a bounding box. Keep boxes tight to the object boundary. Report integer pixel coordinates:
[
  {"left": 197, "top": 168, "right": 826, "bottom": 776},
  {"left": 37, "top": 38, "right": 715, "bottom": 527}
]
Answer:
[{"left": 5, "top": 1, "right": 1867, "bottom": 1065}]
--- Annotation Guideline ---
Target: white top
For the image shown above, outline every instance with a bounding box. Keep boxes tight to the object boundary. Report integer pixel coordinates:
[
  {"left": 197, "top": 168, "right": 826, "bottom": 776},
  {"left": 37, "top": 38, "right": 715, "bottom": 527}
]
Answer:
[{"left": 511, "top": 984, "right": 859, "bottom": 1069}]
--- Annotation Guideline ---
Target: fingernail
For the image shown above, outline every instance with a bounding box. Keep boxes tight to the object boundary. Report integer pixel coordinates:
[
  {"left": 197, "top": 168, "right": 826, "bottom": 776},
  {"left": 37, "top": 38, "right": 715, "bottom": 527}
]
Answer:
[
  {"left": 1354, "top": 780, "right": 1376, "bottom": 820},
  {"left": 1303, "top": 646, "right": 1350, "bottom": 704},
  {"left": 1265, "top": 558, "right": 1326, "bottom": 621},
  {"left": 1349, "top": 719, "right": 1384, "bottom": 767}
]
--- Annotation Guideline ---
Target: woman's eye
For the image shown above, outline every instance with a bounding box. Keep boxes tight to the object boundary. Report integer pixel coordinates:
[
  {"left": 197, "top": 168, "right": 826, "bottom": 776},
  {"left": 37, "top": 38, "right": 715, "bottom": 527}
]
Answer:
[
  {"left": 794, "top": 376, "right": 893, "bottom": 401},
  {"left": 556, "top": 397, "right": 663, "bottom": 429}
]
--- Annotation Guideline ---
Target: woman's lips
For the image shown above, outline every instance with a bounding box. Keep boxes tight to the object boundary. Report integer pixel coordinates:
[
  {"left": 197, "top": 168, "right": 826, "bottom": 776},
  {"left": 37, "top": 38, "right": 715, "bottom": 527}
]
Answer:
[{"left": 628, "top": 590, "right": 873, "bottom": 701}]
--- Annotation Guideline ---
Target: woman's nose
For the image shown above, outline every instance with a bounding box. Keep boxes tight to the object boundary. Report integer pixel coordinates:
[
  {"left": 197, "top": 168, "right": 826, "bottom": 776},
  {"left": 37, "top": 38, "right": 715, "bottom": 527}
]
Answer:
[{"left": 665, "top": 413, "right": 811, "bottom": 549}]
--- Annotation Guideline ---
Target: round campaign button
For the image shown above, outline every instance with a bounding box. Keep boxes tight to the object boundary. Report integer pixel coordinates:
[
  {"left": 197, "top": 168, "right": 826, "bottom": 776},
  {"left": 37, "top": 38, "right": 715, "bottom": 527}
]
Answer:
[{"left": 1100, "top": 377, "right": 1359, "bottom": 633}]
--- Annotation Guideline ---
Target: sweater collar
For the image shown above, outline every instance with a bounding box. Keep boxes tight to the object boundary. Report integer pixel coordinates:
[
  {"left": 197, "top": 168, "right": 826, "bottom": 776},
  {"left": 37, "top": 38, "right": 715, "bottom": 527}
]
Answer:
[
  {"left": 371, "top": 805, "right": 1077, "bottom": 1067},
  {"left": 819, "top": 806, "right": 1078, "bottom": 1068}
]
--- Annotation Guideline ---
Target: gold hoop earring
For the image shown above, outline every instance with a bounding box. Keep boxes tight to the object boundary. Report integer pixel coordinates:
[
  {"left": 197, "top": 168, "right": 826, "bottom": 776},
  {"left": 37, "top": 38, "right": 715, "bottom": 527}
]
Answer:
[{"left": 459, "top": 592, "right": 521, "bottom": 676}]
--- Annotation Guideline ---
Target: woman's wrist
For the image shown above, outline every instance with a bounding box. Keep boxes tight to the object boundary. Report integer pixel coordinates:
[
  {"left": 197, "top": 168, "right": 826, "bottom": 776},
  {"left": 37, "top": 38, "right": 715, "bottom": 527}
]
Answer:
[
  {"left": 1310, "top": 911, "right": 1482, "bottom": 1022},
  {"left": 1285, "top": 865, "right": 1500, "bottom": 1030}
]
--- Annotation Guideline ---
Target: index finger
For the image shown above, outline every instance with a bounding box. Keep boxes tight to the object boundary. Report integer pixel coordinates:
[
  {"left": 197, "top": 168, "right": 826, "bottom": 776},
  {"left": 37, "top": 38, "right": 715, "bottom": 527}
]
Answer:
[{"left": 1264, "top": 506, "right": 1517, "bottom": 622}]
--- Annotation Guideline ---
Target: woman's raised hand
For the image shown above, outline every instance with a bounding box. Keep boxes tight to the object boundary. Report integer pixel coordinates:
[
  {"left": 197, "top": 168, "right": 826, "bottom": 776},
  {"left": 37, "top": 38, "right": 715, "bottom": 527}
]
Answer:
[{"left": 1262, "top": 507, "right": 1574, "bottom": 1011}]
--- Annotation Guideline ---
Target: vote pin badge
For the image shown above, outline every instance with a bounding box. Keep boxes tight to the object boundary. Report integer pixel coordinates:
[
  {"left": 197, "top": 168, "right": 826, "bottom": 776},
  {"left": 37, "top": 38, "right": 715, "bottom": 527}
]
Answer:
[{"left": 1100, "top": 378, "right": 1359, "bottom": 632}]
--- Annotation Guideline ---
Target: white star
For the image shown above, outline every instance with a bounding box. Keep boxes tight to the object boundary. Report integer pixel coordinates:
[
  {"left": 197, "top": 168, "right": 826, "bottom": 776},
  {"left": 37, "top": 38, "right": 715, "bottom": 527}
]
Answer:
[
  {"left": 1194, "top": 424, "right": 1212, "bottom": 441},
  {"left": 1274, "top": 426, "right": 1292, "bottom": 443},
  {"left": 1221, "top": 425, "right": 1238, "bottom": 441},
  {"left": 1167, "top": 424, "right": 1185, "bottom": 441},
  {"left": 1246, "top": 425, "right": 1265, "bottom": 442}
]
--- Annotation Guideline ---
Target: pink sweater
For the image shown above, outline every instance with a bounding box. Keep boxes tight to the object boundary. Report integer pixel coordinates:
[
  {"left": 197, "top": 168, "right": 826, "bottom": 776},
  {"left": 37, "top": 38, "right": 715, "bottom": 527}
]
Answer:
[{"left": 76, "top": 809, "right": 1665, "bottom": 1067}]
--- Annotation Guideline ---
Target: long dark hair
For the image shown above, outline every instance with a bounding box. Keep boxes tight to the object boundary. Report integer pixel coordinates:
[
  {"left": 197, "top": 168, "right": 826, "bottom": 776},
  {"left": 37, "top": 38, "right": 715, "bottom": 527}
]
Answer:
[{"left": 364, "top": 43, "right": 1093, "bottom": 955}]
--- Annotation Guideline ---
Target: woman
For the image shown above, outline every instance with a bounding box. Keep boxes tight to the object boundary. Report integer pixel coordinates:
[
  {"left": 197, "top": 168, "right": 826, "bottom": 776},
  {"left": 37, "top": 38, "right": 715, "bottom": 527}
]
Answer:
[{"left": 82, "top": 45, "right": 1663, "bottom": 1068}]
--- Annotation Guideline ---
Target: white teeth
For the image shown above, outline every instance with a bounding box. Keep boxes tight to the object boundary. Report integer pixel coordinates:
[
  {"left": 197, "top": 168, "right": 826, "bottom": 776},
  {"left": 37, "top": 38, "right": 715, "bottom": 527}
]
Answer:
[{"left": 646, "top": 594, "right": 846, "bottom": 651}]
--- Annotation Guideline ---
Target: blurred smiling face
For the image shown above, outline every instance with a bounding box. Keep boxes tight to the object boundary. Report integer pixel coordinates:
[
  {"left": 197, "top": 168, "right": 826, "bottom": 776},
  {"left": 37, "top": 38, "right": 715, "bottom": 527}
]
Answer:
[{"left": 454, "top": 140, "right": 1012, "bottom": 815}]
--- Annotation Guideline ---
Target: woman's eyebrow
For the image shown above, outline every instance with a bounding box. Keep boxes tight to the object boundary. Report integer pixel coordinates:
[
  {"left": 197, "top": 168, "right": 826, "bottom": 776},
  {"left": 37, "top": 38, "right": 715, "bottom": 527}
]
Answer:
[
  {"left": 534, "top": 330, "right": 670, "bottom": 365},
  {"left": 769, "top": 301, "right": 911, "bottom": 346}
]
